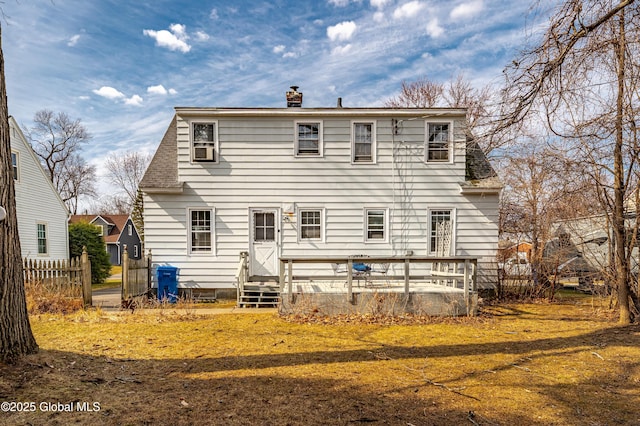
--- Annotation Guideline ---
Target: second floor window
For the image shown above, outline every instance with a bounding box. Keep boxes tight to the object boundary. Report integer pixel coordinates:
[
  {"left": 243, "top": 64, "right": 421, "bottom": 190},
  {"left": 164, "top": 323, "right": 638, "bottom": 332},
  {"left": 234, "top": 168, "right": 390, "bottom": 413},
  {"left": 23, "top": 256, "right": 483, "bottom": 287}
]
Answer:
[
  {"left": 427, "top": 122, "right": 451, "bottom": 162},
  {"left": 296, "top": 122, "right": 322, "bottom": 156},
  {"left": 11, "top": 152, "right": 18, "bottom": 181},
  {"left": 352, "top": 122, "right": 375, "bottom": 163},
  {"left": 192, "top": 122, "right": 217, "bottom": 162}
]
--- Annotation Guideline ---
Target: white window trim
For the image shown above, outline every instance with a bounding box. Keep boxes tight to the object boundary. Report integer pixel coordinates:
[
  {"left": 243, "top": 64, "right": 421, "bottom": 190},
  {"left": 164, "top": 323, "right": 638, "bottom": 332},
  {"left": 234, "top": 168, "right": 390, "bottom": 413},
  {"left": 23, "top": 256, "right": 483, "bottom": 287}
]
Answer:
[
  {"left": 36, "top": 222, "right": 48, "bottom": 256},
  {"left": 11, "top": 150, "right": 19, "bottom": 182},
  {"left": 425, "top": 120, "right": 454, "bottom": 164},
  {"left": 351, "top": 120, "right": 377, "bottom": 164},
  {"left": 190, "top": 120, "right": 219, "bottom": 164},
  {"left": 187, "top": 207, "right": 216, "bottom": 256},
  {"left": 128, "top": 224, "right": 133, "bottom": 236},
  {"left": 297, "top": 208, "right": 326, "bottom": 242},
  {"left": 427, "top": 207, "right": 456, "bottom": 255},
  {"left": 364, "top": 207, "right": 388, "bottom": 243},
  {"left": 294, "top": 120, "right": 323, "bottom": 157},
  {"left": 133, "top": 245, "right": 139, "bottom": 258}
]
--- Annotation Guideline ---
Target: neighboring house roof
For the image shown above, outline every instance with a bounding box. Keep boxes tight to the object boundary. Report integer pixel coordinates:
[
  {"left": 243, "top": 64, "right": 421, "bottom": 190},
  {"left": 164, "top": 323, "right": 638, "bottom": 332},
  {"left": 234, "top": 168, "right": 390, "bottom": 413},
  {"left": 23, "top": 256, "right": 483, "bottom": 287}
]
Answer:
[
  {"left": 69, "top": 214, "right": 133, "bottom": 244},
  {"left": 140, "top": 109, "right": 502, "bottom": 195}
]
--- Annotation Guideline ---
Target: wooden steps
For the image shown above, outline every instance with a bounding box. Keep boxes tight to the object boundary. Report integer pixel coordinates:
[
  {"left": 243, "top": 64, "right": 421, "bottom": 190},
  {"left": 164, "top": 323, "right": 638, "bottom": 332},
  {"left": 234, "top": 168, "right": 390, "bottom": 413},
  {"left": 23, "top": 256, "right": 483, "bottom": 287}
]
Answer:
[{"left": 238, "top": 283, "right": 280, "bottom": 308}]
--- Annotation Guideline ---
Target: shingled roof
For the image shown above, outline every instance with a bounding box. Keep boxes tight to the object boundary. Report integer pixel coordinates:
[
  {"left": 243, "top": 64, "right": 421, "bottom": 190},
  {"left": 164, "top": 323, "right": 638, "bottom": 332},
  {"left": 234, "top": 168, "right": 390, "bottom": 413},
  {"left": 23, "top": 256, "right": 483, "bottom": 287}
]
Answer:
[
  {"left": 69, "top": 214, "right": 131, "bottom": 243},
  {"left": 139, "top": 116, "right": 183, "bottom": 193}
]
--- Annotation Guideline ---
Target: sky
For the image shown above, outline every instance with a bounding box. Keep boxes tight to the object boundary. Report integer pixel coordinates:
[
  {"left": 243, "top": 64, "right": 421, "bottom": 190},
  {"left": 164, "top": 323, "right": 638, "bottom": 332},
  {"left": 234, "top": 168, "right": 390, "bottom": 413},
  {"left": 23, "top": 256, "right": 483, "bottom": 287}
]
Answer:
[{"left": 2, "top": 0, "right": 545, "bottom": 204}]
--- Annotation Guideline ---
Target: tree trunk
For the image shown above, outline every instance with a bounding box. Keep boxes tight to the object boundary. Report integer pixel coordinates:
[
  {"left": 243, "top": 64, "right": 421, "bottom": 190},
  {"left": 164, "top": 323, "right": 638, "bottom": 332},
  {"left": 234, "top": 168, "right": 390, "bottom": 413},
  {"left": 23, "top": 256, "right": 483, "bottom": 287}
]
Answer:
[
  {"left": 0, "top": 26, "right": 38, "bottom": 362},
  {"left": 614, "top": 10, "right": 631, "bottom": 324}
]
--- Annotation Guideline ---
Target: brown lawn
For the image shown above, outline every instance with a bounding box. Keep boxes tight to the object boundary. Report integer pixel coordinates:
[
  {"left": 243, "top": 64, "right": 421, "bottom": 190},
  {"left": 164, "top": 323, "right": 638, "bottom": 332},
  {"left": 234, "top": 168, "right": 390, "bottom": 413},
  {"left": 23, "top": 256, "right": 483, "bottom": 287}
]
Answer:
[{"left": 1, "top": 294, "right": 639, "bottom": 425}]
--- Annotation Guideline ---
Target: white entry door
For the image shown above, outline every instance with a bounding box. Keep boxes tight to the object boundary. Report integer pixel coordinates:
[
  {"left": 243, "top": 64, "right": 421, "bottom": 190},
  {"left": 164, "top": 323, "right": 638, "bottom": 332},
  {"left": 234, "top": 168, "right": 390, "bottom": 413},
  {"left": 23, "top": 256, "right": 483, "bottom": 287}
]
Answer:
[{"left": 249, "top": 209, "right": 279, "bottom": 278}]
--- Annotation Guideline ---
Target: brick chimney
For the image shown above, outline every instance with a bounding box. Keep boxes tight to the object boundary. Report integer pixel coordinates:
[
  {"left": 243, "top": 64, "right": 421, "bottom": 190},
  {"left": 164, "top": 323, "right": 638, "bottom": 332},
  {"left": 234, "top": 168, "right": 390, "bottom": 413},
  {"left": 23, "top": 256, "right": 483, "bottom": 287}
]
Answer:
[{"left": 286, "top": 86, "right": 302, "bottom": 107}]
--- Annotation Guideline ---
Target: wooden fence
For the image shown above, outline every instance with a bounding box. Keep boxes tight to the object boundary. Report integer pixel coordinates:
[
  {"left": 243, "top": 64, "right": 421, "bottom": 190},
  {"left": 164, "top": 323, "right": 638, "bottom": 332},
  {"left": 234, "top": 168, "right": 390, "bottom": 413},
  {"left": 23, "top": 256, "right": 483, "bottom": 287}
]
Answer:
[
  {"left": 122, "top": 246, "right": 152, "bottom": 301},
  {"left": 23, "top": 247, "right": 92, "bottom": 307}
]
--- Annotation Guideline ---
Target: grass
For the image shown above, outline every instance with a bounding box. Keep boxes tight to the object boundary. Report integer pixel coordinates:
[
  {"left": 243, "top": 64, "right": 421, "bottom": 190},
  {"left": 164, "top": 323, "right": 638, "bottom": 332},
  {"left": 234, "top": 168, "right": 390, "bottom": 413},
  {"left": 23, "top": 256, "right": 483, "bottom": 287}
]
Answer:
[{"left": 1, "top": 296, "right": 639, "bottom": 425}]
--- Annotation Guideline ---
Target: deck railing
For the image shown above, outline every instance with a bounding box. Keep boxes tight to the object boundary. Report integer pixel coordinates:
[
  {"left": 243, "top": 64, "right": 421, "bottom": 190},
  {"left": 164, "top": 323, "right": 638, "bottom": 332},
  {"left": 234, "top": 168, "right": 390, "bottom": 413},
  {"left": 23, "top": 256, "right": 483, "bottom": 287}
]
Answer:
[
  {"left": 235, "top": 251, "right": 249, "bottom": 301},
  {"left": 279, "top": 255, "right": 477, "bottom": 308}
]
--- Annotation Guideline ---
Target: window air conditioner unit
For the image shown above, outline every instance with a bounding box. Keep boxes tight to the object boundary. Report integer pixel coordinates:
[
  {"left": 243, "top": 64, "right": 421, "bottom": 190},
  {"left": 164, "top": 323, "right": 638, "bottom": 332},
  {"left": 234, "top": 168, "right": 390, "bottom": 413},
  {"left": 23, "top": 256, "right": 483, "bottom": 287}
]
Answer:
[{"left": 194, "top": 145, "right": 215, "bottom": 161}]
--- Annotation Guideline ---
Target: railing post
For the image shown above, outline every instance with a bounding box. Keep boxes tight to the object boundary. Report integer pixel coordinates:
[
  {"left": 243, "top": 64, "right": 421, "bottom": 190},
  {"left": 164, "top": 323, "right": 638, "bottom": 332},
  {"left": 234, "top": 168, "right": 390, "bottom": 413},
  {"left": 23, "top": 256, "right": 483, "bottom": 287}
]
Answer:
[
  {"left": 279, "top": 259, "right": 285, "bottom": 291},
  {"left": 122, "top": 245, "right": 129, "bottom": 301},
  {"left": 81, "top": 246, "right": 92, "bottom": 308}
]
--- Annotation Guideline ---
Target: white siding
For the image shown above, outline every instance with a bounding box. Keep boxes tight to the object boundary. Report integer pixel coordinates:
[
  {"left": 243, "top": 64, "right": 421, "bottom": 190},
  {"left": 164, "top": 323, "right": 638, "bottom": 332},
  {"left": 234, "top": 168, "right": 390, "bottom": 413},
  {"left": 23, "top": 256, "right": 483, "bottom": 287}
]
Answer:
[
  {"left": 144, "top": 111, "right": 498, "bottom": 289},
  {"left": 10, "top": 117, "right": 69, "bottom": 261}
]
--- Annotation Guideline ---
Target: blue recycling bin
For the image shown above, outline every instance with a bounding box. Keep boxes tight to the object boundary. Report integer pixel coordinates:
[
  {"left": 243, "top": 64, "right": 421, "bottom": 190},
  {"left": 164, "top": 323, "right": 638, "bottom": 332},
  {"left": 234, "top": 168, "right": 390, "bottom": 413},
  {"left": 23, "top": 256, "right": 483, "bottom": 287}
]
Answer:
[{"left": 156, "top": 265, "right": 178, "bottom": 303}]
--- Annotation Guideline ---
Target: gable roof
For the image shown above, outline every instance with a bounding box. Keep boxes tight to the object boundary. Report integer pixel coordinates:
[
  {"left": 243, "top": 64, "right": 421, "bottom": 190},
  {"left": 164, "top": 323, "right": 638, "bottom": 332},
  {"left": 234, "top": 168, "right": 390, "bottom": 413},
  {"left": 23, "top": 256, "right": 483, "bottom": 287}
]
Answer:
[
  {"left": 69, "top": 214, "right": 132, "bottom": 243},
  {"left": 9, "top": 116, "right": 70, "bottom": 216},
  {"left": 139, "top": 116, "right": 182, "bottom": 193}
]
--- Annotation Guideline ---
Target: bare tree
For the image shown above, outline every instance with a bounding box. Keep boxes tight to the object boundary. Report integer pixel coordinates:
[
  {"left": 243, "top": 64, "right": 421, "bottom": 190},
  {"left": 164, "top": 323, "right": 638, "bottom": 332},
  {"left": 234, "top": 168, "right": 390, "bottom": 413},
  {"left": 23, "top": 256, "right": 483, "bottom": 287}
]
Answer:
[
  {"left": 104, "top": 150, "right": 151, "bottom": 209},
  {"left": 87, "top": 194, "right": 130, "bottom": 216},
  {"left": 0, "top": 25, "right": 38, "bottom": 362},
  {"left": 385, "top": 74, "right": 495, "bottom": 153},
  {"left": 58, "top": 154, "right": 96, "bottom": 214},
  {"left": 25, "top": 109, "right": 94, "bottom": 210},
  {"left": 495, "top": 0, "right": 640, "bottom": 323}
]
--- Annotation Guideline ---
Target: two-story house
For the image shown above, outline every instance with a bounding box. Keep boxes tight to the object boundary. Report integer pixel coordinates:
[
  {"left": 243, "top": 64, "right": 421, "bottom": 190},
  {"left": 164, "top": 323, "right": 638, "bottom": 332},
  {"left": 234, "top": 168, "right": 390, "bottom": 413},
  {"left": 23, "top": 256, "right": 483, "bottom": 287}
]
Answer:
[
  {"left": 70, "top": 214, "right": 142, "bottom": 265},
  {"left": 140, "top": 87, "right": 501, "bottom": 299},
  {"left": 10, "top": 116, "right": 69, "bottom": 261}
]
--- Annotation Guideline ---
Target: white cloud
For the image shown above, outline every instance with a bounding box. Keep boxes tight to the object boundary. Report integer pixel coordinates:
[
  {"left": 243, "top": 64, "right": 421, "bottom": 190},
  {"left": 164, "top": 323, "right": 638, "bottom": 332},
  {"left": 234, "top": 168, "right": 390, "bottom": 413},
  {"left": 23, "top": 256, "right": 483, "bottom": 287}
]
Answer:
[
  {"left": 450, "top": 0, "right": 484, "bottom": 20},
  {"left": 373, "top": 11, "right": 386, "bottom": 22},
  {"left": 143, "top": 23, "right": 191, "bottom": 53},
  {"left": 194, "top": 31, "right": 210, "bottom": 41},
  {"left": 125, "top": 95, "right": 143, "bottom": 106},
  {"left": 370, "top": 0, "right": 390, "bottom": 8},
  {"left": 147, "top": 85, "right": 168, "bottom": 95},
  {"left": 168, "top": 88, "right": 178, "bottom": 95},
  {"left": 327, "top": 21, "right": 357, "bottom": 42},
  {"left": 273, "top": 45, "right": 286, "bottom": 54},
  {"left": 209, "top": 8, "right": 219, "bottom": 19},
  {"left": 93, "top": 86, "right": 125, "bottom": 100},
  {"left": 283, "top": 51, "right": 298, "bottom": 58},
  {"left": 426, "top": 18, "right": 444, "bottom": 37},
  {"left": 393, "top": 1, "right": 425, "bottom": 19},
  {"left": 328, "top": 0, "right": 351, "bottom": 6},
  {"left": 67, "top": 34, "right": 80, "bottom": 47},
  {"left": 331, "top": 44, "right": 352, "bottom": 55}
]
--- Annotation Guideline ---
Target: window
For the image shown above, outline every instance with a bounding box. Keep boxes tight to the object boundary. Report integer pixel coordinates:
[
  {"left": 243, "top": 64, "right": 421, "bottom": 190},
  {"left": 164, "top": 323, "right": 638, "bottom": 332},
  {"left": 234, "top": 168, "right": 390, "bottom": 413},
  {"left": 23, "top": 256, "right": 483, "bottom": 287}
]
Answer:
[
  {"left": 365, "top": 209, "right": 387, "bottom": 242},
  {"left": 429, "top": 209, "right": 453, "bottom": 254},
  {"left": 352, "top": 122, "right": 376, "bottom": 163},
  {"left": 253, "top": 212, "right": 276, "bottom": 242},
  {"left": 133, "top": 245, "right": 139, "bottom": 258},
  {"left": 128, "top": 224, "right": 133, "bottom": 236},
  {"left": 426, "top": 122, "right": 451, "bottom": 162},
  {"left": 295, "top": 121, "right": 322, "bottom": 156},
  {"left": 37, "top": 223, "right": 48, "bottom": 255},
  {"left": 191, "top": 122, "right": 217, "bottom": 162},
  {"left": 299, "top": 209, "right": 323, "bottom": 241},
  {"left": 11, "top": 151, "right": 18, "bottom": 181},
  {"left": 189, "top": 209, "right": 214, "bottom": 253}
]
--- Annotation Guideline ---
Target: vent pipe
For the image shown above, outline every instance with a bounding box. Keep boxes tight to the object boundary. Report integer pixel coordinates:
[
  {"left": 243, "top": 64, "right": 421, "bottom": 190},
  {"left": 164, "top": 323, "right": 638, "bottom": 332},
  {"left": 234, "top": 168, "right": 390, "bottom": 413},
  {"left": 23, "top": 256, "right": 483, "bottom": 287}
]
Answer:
[{"left": 337, "top": 97, "right": 343, "bottom": 108}]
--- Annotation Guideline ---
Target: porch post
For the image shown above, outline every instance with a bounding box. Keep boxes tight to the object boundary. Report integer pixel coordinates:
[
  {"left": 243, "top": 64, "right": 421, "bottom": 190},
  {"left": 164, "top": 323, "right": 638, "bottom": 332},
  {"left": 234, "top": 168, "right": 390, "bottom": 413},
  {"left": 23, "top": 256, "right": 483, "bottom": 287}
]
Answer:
[
  {"left": 279, "top": 259, "right": 285, "bottom": 291},
  {"left": 404, "top": 258, "right": 410, "bottom": 296},
  {"left": 464, "top": 259, "right": 470, "bottom": 315},
  {"left": 347, "top": 258, "right": 353, "bottom": 304},
  {"left": 288, "top": 260, "right": 293, "bottom": 302}
]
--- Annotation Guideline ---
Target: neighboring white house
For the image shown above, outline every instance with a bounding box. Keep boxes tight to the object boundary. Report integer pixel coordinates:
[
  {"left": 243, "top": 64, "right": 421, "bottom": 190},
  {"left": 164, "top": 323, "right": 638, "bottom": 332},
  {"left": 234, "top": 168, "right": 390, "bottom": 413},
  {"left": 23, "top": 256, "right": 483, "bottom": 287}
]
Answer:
[
  {"left": 10, "top": 116, "right": 69, "bottom": 261},
  {"left": 140, "top": 88, "right": 501, "bottom": 294}
]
